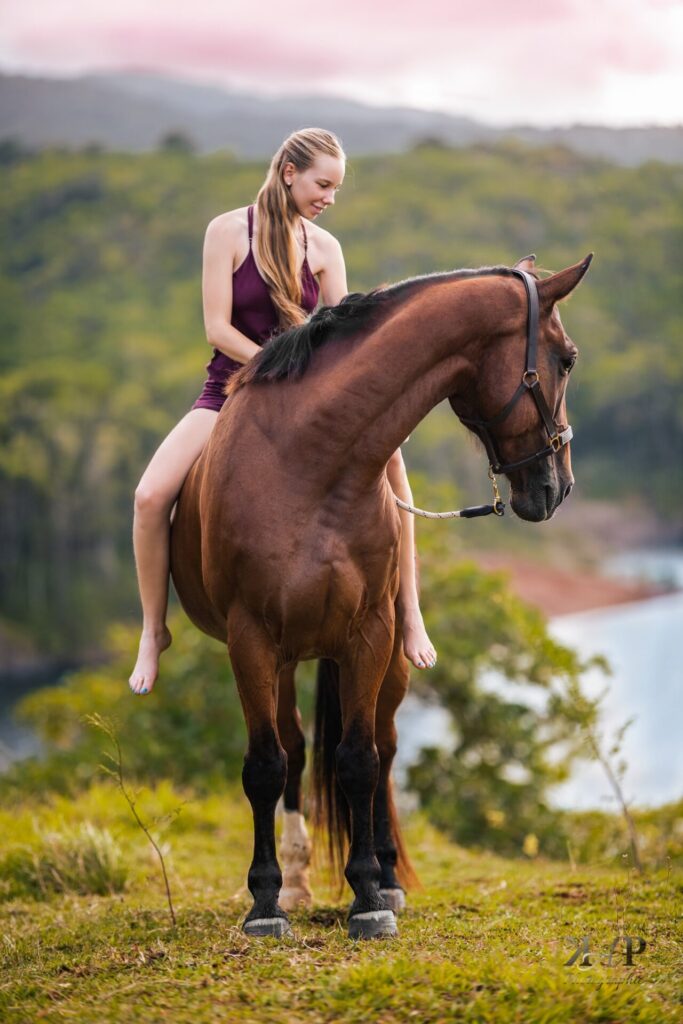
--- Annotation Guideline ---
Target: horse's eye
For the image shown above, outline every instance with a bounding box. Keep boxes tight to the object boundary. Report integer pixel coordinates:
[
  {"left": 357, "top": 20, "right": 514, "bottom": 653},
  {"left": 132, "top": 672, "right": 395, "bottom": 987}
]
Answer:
[{"left": 561, "top": 355, "right": 577, "bottom": 375}]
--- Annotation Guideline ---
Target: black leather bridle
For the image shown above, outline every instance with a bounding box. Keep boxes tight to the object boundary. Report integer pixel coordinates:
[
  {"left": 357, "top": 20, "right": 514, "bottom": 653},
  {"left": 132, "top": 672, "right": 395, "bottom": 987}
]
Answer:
[
  {"left": 397, "top": 268, "right": 575, "bottom": 522},
  {"left": 457, "top": 267, "right": 573, "bottom": 487}
]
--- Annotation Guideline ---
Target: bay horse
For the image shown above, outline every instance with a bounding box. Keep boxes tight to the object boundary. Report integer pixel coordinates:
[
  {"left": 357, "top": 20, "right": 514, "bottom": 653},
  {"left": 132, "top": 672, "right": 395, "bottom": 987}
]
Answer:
[{"left": 170, "top": 253, "right": 592, "bottom": 940}]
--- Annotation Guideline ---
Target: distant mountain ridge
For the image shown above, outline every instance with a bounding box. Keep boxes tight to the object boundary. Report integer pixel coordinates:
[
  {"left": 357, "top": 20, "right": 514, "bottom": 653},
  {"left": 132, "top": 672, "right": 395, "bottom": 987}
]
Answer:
[{"left": 1, "top": 69, "right": 681, "bottom": 166}]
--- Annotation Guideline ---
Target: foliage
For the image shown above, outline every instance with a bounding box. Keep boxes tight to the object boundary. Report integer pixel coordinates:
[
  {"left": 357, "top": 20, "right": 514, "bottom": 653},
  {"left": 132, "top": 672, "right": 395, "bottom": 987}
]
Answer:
[
  {"left": 400, "top": 488, "right": 610, "bottom": 859},
  {"left": 563, "top": 797, "right": 683, "bottom": 869},
  {"left": 1, "top": 143, "right": 681, "bottom": 654},
  {"left": 0, "top": 821, "right": 126, "bottom": 901},
  {"left": 0, "top": 781, "right": 680, "bottom": 1023},
  {"left": 0, "top": 612, "right": 248, "bottom": 799},
  {"left": 158, "top": 131, "right": 196, "bottom": 155},
  {"left": 89, "top": 711, "right": 178, "bottom": 926}
]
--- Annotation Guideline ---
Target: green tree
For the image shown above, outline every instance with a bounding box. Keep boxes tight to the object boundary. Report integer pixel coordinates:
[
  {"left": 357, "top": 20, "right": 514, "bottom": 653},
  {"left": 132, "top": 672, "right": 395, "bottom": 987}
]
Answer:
[
  {"left": 403, "top": 479, "right": 606, "bottom": 859},
  {"left": 158, "top": 131, "right": 196, "bottom": 155},
  {"left": 1, "top": 612, "right": 247, "bottom": 799}
]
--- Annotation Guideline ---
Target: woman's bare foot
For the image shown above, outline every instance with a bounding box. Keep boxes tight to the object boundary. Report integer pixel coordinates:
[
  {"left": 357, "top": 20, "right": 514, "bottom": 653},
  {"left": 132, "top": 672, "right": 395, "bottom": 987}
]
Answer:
[
  {"left": 399, "top": 606, "right": 437, "bottom": 670},
  {"left": 129, "top": 626, "right": 172, "bottom": 695}
]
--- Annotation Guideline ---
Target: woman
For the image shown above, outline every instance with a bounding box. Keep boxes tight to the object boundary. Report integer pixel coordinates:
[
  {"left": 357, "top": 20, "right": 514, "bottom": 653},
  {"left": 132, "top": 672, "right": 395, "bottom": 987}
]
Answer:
[{"left": 129, "top": 128, "right": 436, "bottom": 695}]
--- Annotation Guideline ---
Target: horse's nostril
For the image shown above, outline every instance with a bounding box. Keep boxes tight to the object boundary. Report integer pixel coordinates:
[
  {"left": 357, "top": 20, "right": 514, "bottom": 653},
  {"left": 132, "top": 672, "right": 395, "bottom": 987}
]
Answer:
[
  {"left": 563, "top": 481, "right": 574, "bottom": 500},
  {"left": 544, "top": 485, "right": 554, "bottom": 515}
]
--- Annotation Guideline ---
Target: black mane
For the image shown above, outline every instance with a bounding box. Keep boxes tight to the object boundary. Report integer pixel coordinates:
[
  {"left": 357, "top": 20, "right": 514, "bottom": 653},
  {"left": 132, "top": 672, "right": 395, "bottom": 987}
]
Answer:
[{"left": 228, "top": 265, "right": 518, "bottom": 392}]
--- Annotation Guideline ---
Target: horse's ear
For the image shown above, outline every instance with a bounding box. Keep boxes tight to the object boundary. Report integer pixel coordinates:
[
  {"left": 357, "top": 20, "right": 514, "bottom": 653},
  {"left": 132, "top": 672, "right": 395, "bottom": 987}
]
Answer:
[
  {"left": 514, "top": 254, "right": 536, "bottom": 271},
  {"left": 537, "top": 253, "right": 594, "bottom": 307}
]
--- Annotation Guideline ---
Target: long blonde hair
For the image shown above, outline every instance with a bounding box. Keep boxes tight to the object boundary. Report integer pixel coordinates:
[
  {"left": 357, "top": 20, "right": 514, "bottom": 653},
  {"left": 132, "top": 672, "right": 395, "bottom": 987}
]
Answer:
[{"left": 254, "top": 128, "right": 345, "bottom": 329}]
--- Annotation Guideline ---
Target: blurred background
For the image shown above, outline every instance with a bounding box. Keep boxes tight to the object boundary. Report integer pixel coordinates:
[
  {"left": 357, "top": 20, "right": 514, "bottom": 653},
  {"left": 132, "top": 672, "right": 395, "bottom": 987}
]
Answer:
[{"left": 1, "top": 0, "right": 681, "bottom": 865}]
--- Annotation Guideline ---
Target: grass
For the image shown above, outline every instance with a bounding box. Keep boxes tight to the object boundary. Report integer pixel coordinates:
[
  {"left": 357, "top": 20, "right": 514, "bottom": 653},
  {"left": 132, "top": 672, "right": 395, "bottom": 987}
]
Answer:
[
  {"left": 0, "top": 821, "right": 126, "bottom": 901},
  {"left": 0, "top": 780, "right": 680, "bottom": 1023}
]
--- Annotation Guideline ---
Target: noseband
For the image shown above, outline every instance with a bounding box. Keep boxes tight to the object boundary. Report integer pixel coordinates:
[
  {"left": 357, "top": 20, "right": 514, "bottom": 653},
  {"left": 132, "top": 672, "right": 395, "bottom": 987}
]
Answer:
[{"left": 395, "top": 268, "right": 573, "bottom": 521}]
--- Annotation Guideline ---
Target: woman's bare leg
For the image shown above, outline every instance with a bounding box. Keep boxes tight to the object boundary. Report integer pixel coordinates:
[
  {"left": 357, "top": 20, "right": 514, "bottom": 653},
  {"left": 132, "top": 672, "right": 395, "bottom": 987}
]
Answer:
[
  {"left": 129, "top": 408, "right": 218, "bottom": 694},
  {"left": 386, "top": 449, "right": 437, "bottom": 671}
]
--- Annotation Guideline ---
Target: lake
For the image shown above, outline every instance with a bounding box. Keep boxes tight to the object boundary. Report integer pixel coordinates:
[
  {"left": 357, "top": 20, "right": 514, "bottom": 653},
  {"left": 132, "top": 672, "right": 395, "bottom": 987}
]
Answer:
[{"left": 395, "top": 549, "right": 683, "bottom": 811}]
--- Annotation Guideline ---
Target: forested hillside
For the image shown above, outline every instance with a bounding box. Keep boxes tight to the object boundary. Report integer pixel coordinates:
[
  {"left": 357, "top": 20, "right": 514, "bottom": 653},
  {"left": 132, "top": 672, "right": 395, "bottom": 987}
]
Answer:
[{"left": 1, "top": 142, "right": 681, "bottom": 655}]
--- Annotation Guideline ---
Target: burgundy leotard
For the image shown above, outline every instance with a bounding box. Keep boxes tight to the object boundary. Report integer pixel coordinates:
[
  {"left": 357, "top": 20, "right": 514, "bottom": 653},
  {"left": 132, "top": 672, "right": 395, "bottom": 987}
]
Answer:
[{"left": 192, "top": 205, "right": 319, "bottom": 412}]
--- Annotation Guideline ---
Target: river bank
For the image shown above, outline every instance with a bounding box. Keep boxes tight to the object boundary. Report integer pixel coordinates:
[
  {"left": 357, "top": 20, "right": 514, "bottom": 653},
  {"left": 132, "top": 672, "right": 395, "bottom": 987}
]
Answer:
[{"left": 471, "top": 552, "right": 667, "bottom": 617}]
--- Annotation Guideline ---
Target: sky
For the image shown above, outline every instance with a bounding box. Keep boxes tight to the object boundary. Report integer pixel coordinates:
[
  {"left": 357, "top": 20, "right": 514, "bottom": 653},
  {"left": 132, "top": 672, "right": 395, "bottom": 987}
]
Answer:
[{"left": 2, "top": 0, "right": 682, "bottom": 127}]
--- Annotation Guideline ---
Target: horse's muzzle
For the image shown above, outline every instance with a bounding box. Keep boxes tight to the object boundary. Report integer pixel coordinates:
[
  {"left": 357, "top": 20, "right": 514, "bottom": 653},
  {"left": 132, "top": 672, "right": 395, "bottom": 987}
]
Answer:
[{"left": 509, "top": 466, "right": 573, "bottom": 522}]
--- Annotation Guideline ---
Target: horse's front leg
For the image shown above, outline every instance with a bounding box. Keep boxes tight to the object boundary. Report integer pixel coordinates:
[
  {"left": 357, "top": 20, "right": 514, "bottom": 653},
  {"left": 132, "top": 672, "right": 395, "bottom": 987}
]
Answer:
[
  {"left": 338, "top": 606, "right": 398, "bottom": 940},
  {"left": 276, "top": 664, "right": 313, "bottom": 911},
  {"left": 228, "top": 608, "right": 290, "bottom": 937}
]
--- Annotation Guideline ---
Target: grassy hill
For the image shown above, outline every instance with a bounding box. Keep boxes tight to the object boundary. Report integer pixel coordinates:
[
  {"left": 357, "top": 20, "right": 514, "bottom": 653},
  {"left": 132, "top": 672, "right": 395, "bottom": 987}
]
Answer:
[{"left": 0, "top": 781, "right": 680, "bottom": 1023}]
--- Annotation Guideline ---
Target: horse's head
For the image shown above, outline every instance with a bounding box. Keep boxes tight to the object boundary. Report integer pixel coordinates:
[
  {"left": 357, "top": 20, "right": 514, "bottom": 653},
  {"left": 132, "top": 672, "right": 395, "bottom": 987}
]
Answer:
[{"left": 450, "top": 254, "right": 593, "bottom": 523}]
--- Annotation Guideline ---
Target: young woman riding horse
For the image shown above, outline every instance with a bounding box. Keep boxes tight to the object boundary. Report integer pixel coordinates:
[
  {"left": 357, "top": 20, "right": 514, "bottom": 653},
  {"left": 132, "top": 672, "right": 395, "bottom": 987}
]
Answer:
[
  {"left": 170, "top": 242, "right": 592, "bottom": 939},
  {"left": 129, "top": 127, "right": 436, "bottom": 697}
]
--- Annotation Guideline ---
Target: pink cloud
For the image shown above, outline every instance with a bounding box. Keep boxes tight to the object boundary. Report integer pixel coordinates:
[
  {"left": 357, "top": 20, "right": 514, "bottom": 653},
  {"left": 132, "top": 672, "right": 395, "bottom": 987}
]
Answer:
[
  {"left": 10, "top": 18, "right": 419, "bottom": 81},
  {"left": 3, "top": 0, "right": 681, "bottom": 123},
  {"left": 12, "top": 23, "right": 339, "bottom": 78}
]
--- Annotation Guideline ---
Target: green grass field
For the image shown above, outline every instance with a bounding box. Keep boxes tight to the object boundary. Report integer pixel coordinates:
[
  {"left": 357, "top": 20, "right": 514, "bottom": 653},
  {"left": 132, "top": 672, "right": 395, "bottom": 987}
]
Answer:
[{"left": 1, "top": 781, "right": 680, "bottom": 1023}]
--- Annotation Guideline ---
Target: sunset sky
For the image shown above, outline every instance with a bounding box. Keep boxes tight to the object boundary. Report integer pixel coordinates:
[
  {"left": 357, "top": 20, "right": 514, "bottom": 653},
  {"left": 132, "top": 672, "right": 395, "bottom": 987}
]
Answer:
[{"left": 2, "top": 0, "right": 682, "bottom": 126}]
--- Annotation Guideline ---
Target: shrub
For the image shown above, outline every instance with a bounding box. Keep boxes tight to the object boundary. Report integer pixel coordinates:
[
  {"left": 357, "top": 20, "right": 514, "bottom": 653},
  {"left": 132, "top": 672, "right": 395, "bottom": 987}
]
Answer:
[
  {"left": 0, "top": 822, "right": 126, "bottom": 900},
  {"left": 1, "top": 612, "right": 249, "bottom": 799}
]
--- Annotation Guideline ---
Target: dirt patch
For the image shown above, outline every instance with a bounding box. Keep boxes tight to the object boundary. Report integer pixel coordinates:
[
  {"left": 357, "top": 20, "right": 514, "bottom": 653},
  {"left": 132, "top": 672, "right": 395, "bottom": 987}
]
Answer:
[{"left": 473, "top": 552, "right": 665, "bottom": 617}]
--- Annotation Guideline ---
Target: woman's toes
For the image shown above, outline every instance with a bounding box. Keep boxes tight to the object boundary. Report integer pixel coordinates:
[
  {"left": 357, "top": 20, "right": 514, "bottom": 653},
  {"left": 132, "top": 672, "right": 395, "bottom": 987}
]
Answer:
[
  {"left": 132, "top": 683, "right": 152, "bottom": 696},
  {"left": 129, "top": 628, "right": 171, "bottom": 694},
  {"left": 402, "top": 618, "right": 437, "bottom": 670},
  {"left": 129, "top": 647, "right": 160, "bottom": 695}
]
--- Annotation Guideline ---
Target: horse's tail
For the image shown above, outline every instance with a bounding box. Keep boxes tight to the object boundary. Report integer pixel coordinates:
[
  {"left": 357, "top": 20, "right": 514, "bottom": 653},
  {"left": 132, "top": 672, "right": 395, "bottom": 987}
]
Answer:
[
  {"left": 312, "top": 658, "right": 419, "bottom": 891},
  {"left": 386, "top": 774, "right": 420, "bottom": 890},
  {"left": 312, "top": 658, "right": 350, "bottom": 885}
]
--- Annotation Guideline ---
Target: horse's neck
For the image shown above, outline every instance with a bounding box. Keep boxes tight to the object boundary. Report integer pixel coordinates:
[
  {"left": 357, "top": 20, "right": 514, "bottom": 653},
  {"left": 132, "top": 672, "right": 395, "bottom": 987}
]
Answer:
[{"left": 298, "top": 276, "right": 500, "bottom": 484}]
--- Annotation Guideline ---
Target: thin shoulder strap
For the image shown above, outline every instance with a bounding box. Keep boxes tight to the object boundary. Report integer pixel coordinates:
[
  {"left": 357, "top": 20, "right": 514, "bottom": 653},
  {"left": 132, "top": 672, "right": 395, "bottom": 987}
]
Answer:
[
  {"left": 301, "top": 219, "right": 308, "bottom": 254},
  {"left": 247, "top": 204, "right": 254, "bottom": 247}
]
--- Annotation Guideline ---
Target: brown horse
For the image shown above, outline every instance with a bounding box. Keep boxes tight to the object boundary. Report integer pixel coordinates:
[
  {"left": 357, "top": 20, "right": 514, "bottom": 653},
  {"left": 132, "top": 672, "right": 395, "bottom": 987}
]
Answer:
[{"left": 170, "top": 253, "right": 592, "bottom": 940}]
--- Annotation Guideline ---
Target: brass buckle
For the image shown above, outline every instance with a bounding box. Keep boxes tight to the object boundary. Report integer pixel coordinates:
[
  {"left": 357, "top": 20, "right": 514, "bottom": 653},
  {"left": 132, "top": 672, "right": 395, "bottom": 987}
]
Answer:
[
  {"left": 549, "top": 433, "right": 562, "bottom": 452},
  {"left": 488, "top": 466, "right": 505, "bottom": 516},
  {"left": 522, "top": 370, "right": 539, "bottom": 388}
]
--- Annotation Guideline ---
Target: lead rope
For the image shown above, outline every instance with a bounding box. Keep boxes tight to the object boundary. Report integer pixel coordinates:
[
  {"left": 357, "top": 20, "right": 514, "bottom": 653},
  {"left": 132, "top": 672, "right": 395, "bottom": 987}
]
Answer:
[{"left": 394, "top": 467, "right": 505, "bottom": 520}]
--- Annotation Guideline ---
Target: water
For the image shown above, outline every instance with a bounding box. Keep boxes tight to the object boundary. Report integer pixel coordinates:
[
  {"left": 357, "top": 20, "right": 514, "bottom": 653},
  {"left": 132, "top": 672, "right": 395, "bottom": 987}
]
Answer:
[
  {"left": 602, "top": 548, "right": 683, "bottom": 590},
  {"left": 547, "top": 591, "right": 683, "bottom": 809},
  {"left": 395, "top": 549, "right": 683, "bottom": 811},
  {"left": 0, "top": 667, "right": 68, "bottom": 771}
]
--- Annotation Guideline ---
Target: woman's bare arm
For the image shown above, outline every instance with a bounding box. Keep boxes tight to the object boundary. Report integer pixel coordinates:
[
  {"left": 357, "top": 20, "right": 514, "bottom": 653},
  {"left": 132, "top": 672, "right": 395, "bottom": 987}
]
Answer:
[
  {"left": 202, "top": 215, "right": 261, "bottom": 363},
  {"left": 317, "top": 233, "right": 348, "bottom": 307}
]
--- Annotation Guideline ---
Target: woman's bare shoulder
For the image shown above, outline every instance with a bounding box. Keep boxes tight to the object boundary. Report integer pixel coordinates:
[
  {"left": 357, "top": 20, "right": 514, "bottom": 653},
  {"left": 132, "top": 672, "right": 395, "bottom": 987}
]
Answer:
[
  {"left": 306, "top": 220, "right": 343, "bottom": 257},
  {"left": 205, "top": 207, "right": 249, "bottom": 241}
]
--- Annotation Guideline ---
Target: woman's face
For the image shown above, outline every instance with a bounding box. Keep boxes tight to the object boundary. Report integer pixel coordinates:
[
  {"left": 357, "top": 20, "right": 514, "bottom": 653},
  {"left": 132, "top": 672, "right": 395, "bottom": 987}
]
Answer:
[{"left": 284, "top": 154, "right": 345, "bottom": 220}]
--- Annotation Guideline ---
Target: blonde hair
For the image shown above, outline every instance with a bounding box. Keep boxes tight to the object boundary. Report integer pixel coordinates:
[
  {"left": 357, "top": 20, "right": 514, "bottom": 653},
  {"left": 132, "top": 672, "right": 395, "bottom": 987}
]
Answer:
[{"left": 254, "top": 128, "right": 345, "bottom": 329}]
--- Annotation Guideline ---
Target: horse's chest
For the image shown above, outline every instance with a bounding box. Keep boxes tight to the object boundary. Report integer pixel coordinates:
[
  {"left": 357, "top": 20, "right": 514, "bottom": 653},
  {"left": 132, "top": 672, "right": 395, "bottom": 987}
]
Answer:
[{"left": 238, "top": 523, "right": 396, "bottom": 639}]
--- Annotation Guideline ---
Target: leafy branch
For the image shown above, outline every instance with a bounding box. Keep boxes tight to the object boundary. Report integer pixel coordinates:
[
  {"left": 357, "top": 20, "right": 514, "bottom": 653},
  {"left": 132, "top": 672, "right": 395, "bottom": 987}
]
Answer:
[
  {"left": 84, "top": 713, "right": 178, "bottom": 926},
  {"left": 561, "top": 678, "right": 643, "bottom": 874}
]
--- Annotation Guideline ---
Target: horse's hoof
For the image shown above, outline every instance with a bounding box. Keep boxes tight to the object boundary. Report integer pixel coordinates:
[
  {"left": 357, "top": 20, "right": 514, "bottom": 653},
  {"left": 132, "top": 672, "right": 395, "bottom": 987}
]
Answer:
[
  {"left": 379, "top": 887, "right": 406, "bottom": 914},
  {"left": 279, "top": 886, "right": 313, "bottom": 912},
  {"left": 243, "top": 916, "right": 292, "bottom": 938},
  {"left": 348, "top": 909, "right": 398, "bottom": 940}
]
